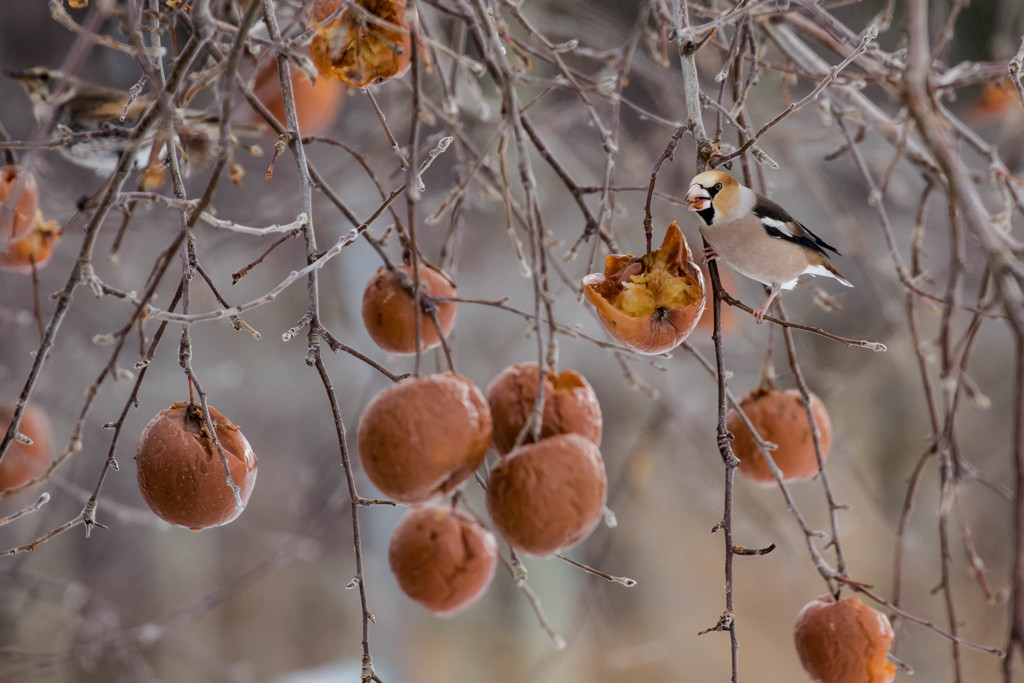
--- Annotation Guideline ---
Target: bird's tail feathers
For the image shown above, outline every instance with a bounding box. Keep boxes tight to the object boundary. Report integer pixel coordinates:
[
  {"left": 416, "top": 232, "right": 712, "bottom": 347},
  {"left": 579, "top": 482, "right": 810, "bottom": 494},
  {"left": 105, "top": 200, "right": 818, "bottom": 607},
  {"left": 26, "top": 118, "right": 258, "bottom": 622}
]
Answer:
[{"left": 806, "top": 261, "right": 853, "bottom": 287}]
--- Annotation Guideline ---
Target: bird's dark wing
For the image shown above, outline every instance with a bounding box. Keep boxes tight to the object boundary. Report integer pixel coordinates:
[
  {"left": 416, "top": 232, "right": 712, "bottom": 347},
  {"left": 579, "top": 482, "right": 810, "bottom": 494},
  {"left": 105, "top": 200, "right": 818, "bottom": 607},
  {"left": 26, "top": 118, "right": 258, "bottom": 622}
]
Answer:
[{"left": 752, "top": 194, "right": 840, "bottom": 258}]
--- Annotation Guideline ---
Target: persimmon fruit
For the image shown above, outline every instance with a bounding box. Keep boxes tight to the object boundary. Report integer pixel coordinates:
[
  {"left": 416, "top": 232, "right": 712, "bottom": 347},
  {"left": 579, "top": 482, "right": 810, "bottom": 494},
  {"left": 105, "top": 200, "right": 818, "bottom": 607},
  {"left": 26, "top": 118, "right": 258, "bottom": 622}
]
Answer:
[
  {"left": 135, "top": 402, "right": 257, "bottom": 530},
  {"left": 487, "top": 433, "right": 607, "bottom": 557},
  {"left": 253, "top": 61, "right": 344, "bottom": 135},
  {"left": 0, "top": 400, "right": 53, "bottom": 492},
  {"left": 582, "top": 221, "right": 705, "bottom": 354},
  {"left": 486, "top": 362, "right": 602, "bottom": 455},
  {"left": 361, "top": 264, "right": 457, "bottom": 354},
  {"left": 0, "top": 211, "right": 61, "bottom": 273},
  {"left": 389, "top": 506, "right": 498, "bottom": 616},
  {"left": 794, "top": 594, "right": 896, "bottom": 683},
  {"left": 727, "top": 387, "right": 832, "bottom": 486},
  {"left": 0, "top": 165, "right": 39, "bottom": 246},
  {"left": 357, "top": 374, "right": 491, "bottom": 504},
  {"left": 309, "top": 0, "right": 411, "bottom": 88}
]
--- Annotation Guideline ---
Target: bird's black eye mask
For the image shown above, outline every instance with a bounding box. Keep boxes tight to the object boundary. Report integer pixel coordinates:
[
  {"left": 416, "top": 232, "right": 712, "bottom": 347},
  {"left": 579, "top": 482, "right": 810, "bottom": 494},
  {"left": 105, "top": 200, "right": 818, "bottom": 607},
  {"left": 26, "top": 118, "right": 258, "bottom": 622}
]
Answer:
[
  {"left": 696, "top": 203, "right": 715, "bottom": 225},
  {"left": 695, "top": 182, "right": 722, "bottom": 225}
]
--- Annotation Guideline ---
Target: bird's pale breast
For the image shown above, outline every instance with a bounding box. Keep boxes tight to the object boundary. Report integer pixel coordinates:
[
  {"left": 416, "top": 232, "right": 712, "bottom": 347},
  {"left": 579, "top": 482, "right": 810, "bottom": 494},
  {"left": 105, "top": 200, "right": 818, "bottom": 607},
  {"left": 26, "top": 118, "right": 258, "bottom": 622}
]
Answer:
[{"left": 699, "top": 214, "right": 812, "bottom": 288}]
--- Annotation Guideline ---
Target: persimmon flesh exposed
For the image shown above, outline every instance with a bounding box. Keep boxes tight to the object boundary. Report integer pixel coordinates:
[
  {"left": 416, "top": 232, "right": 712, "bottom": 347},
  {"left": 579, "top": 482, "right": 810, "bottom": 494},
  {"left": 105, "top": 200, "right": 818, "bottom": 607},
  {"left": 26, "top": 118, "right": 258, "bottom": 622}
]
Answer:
[
  {"left": 582, "top": 221, "right": 705, "bottom": 354},
  {"left": 0, "top": 165, "right": 39, "bottom": 246},
  {"left": 0, "top": 211, "right": 61, "bottom": 273},
  {"left": 308, "top": 0, "right": 411, "bottom": 88}
]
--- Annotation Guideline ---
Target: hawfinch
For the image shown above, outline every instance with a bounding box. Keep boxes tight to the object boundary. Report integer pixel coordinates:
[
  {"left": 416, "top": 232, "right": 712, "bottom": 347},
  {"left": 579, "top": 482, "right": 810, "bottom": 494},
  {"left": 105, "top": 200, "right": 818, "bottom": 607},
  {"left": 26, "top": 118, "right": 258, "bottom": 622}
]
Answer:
[{"left": 684, "top": 170, "right": 852, "bottom": 323}]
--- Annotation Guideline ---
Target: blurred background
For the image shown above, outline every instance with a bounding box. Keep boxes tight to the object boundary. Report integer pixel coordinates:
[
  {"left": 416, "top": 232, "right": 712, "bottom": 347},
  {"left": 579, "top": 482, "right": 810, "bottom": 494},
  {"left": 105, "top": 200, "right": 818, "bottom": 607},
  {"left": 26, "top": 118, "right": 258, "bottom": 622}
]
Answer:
[{"left": 1, "top": 0, "right": 1023, "bottom": 681}]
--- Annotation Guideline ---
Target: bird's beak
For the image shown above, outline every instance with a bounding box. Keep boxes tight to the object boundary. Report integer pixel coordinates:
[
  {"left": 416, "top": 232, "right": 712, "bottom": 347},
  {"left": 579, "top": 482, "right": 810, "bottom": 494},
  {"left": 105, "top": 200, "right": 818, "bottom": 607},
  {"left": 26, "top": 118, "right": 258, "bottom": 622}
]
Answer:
[
  {"left": 2, "top": 69, "right": 34, "bottom": 84},
  {"left": 684, "top": 184, "right": 711, "bottom": 211}
]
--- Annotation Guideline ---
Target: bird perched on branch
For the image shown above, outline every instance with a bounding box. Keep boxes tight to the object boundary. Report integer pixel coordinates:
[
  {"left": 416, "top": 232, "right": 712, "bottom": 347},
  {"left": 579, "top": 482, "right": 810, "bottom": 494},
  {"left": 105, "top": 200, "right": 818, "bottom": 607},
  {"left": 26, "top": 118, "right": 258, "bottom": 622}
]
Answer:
[
  {"left": 4, "top": 66, "right": 258, "bottom": 176},
  {"left": 684, "top": 170, "right": 852, "bottom": 323}
]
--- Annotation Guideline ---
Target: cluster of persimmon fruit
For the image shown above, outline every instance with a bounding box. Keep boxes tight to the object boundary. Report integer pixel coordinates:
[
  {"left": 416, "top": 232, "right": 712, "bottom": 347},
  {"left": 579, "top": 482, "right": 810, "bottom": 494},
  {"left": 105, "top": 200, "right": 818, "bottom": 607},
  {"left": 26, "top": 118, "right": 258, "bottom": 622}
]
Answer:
[
  {"left": 358, "top": 263, "right": 608, "bottom": 615},
  {"left": 582, "top": 221, "right": 834, "bottom": 488},
  {"left": 1, "top": 1, "right": 893, "bottom": 673},
  {"left": 582, "top": 222, "right": 893, "bottom": 682}
]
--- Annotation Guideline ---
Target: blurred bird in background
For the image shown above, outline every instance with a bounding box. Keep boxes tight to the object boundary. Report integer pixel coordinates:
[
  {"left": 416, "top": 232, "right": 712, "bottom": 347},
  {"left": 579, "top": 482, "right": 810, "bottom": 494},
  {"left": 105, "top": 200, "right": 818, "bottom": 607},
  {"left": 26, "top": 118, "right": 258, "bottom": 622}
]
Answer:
[{"left": 4, "top": 66, "right": 260, "bottom": 179}]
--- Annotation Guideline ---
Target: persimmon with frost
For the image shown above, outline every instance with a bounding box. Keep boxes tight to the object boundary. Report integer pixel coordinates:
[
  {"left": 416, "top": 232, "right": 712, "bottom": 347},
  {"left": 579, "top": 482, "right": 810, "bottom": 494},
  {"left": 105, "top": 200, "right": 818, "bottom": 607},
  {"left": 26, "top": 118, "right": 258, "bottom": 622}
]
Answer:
[
  {"left": 389, "top": 506, "right": 498, "bottom": 616},
  {"left": 253, "top": 61, "right": 344, "bottom": 135},
  {"left": 0, "top": 401, "right": 53, "bottom": 492},
  {"left": 135, "top": 402, "right": 257, "bottom": 530},
  {"left": 487, "top": 433, "right": 607, "bottom": 557},
  {"left": 362, "top": 264, "right": 457, "bottom": 354},
  {"left": 486, "top": 362, "right": 602, "bottom": 455},
  {"left": 0, "top": 211, "right": 61, "bottom": 273},
  {"left": 308, "top": 0, "right": 411, "bottom": 88},
  {"left": 357, "top": 374, "right": 491, "bottom": 504},
  {"left": 582, "top": 221, "right": 705, "bottom": 354},
  {"left": 0, "top": 165, "right": 39, "bottom": 246},
  {"left": 726, "top": 387, "right": 831, "bottom": 486},
  {"left": 794, "top": 595, "right": 896, "bottom": 683}
]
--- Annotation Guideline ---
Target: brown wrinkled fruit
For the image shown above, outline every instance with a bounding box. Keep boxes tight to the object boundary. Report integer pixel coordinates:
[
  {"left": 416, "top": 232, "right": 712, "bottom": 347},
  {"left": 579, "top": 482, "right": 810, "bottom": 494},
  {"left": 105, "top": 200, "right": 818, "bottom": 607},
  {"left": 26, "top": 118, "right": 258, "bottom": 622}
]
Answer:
[
  {"left": 253, "top": 61, "right": 344, "bottom": 136},
  {"left": 389, "top": 506, "right": 498, "bottom": 616},
  {"left": 357, "top": 374, "right": 491, "bottom": 504},
  {"left": 582, "top": 221, "right": 705, "bottom": 354},
  {"left": 0, "top": 401, "right": 53, "bottom": 492},
  {"left": 0, "top": 166, "right": 39, "bottom": 246},
  {"left": 0, "top": 211, "right": 61, "bottom": 273},
  {"left": 362, "top": 264, "right": 457, "bottom": 354},
  {"left": 136, "top": 402, "right": 257, "bottom": 530},
  {"left": 794, "top": 595, "right": 896, "bottom": 683},
  {"left": 727, "top": 387, "right": 832, "bottom": 486},
  {"left": 309, "top": 0, "right": 411, "bottom": 88},
  {"left": 486, "top": 362, "right": 602, "bottom": 455},
  {"left": 487, "top": 433, "right": 607, "bottom": 557}
]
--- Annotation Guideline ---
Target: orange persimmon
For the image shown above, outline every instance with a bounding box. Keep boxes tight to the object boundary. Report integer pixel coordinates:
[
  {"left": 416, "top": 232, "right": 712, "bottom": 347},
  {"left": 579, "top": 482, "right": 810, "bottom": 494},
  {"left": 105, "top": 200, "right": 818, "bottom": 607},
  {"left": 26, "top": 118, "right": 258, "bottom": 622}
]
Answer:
[
  {"left": 582, "top": 221, "right": 705, "bottom": 354},
  {"left": 136, "top": 402, "right": 258, "bottom": 530},
  {"left": 0, "top": 211, "right": 61, "bottom": 273},
  {"left": 0, "top": 166, "right": 39, "bottom": 246},
  {"left": 794, "top": 595, "right": 896, "bottom": 683},
  {"left": 727, "top": 387, "right": 832, "bottom": 486},
  {"left": 0, "top": 401, "right": 53, "bottom": 492},
  {"left": 253, "top": 61, "right": 344, "bottom": 135},
  {"left": 308, "top": 0, "right": 411, "bottom": 88}
]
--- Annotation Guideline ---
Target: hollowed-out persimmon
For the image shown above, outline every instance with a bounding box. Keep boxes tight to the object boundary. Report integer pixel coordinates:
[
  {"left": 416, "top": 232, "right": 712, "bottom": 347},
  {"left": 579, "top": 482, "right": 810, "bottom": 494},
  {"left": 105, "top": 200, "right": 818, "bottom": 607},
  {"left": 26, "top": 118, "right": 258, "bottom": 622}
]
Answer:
[
  {"left": 308, "top": 0, "right": 411, "bottom": 88},
  {"left": 486, "top": 362, "right": 602, "bottom": 455},
  {"left": 389, "top": 506, "right": 498, "bottom": 616},
  {"left": 0, "top": 166, "right": 39, "bottom": 246},
  {"left": 486, "top": 433, "right": 607, "bottom": 557},
  {"left": 0, "top": 400, "right": 53, "bottom": 492},
  {"left": 357, "top": 374, "right": 491, "bottom": 504},
  {"left": 135, "top": 402, "right": 257, "bottom": 530},
  {"left": 794, "top": 594, "right": 896, "bottom": 683},
  {"left": 0, "top": 211, "right": 61, "bottom": 273},
  {"left": 726, "top": 387, "right": 832, "bottom": 486},
  {"left": 582, "top": 221, "right": 705, "bottom": 354},
  {"left": 362, "top": 264, "right": 457, "bottom": 354}
]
